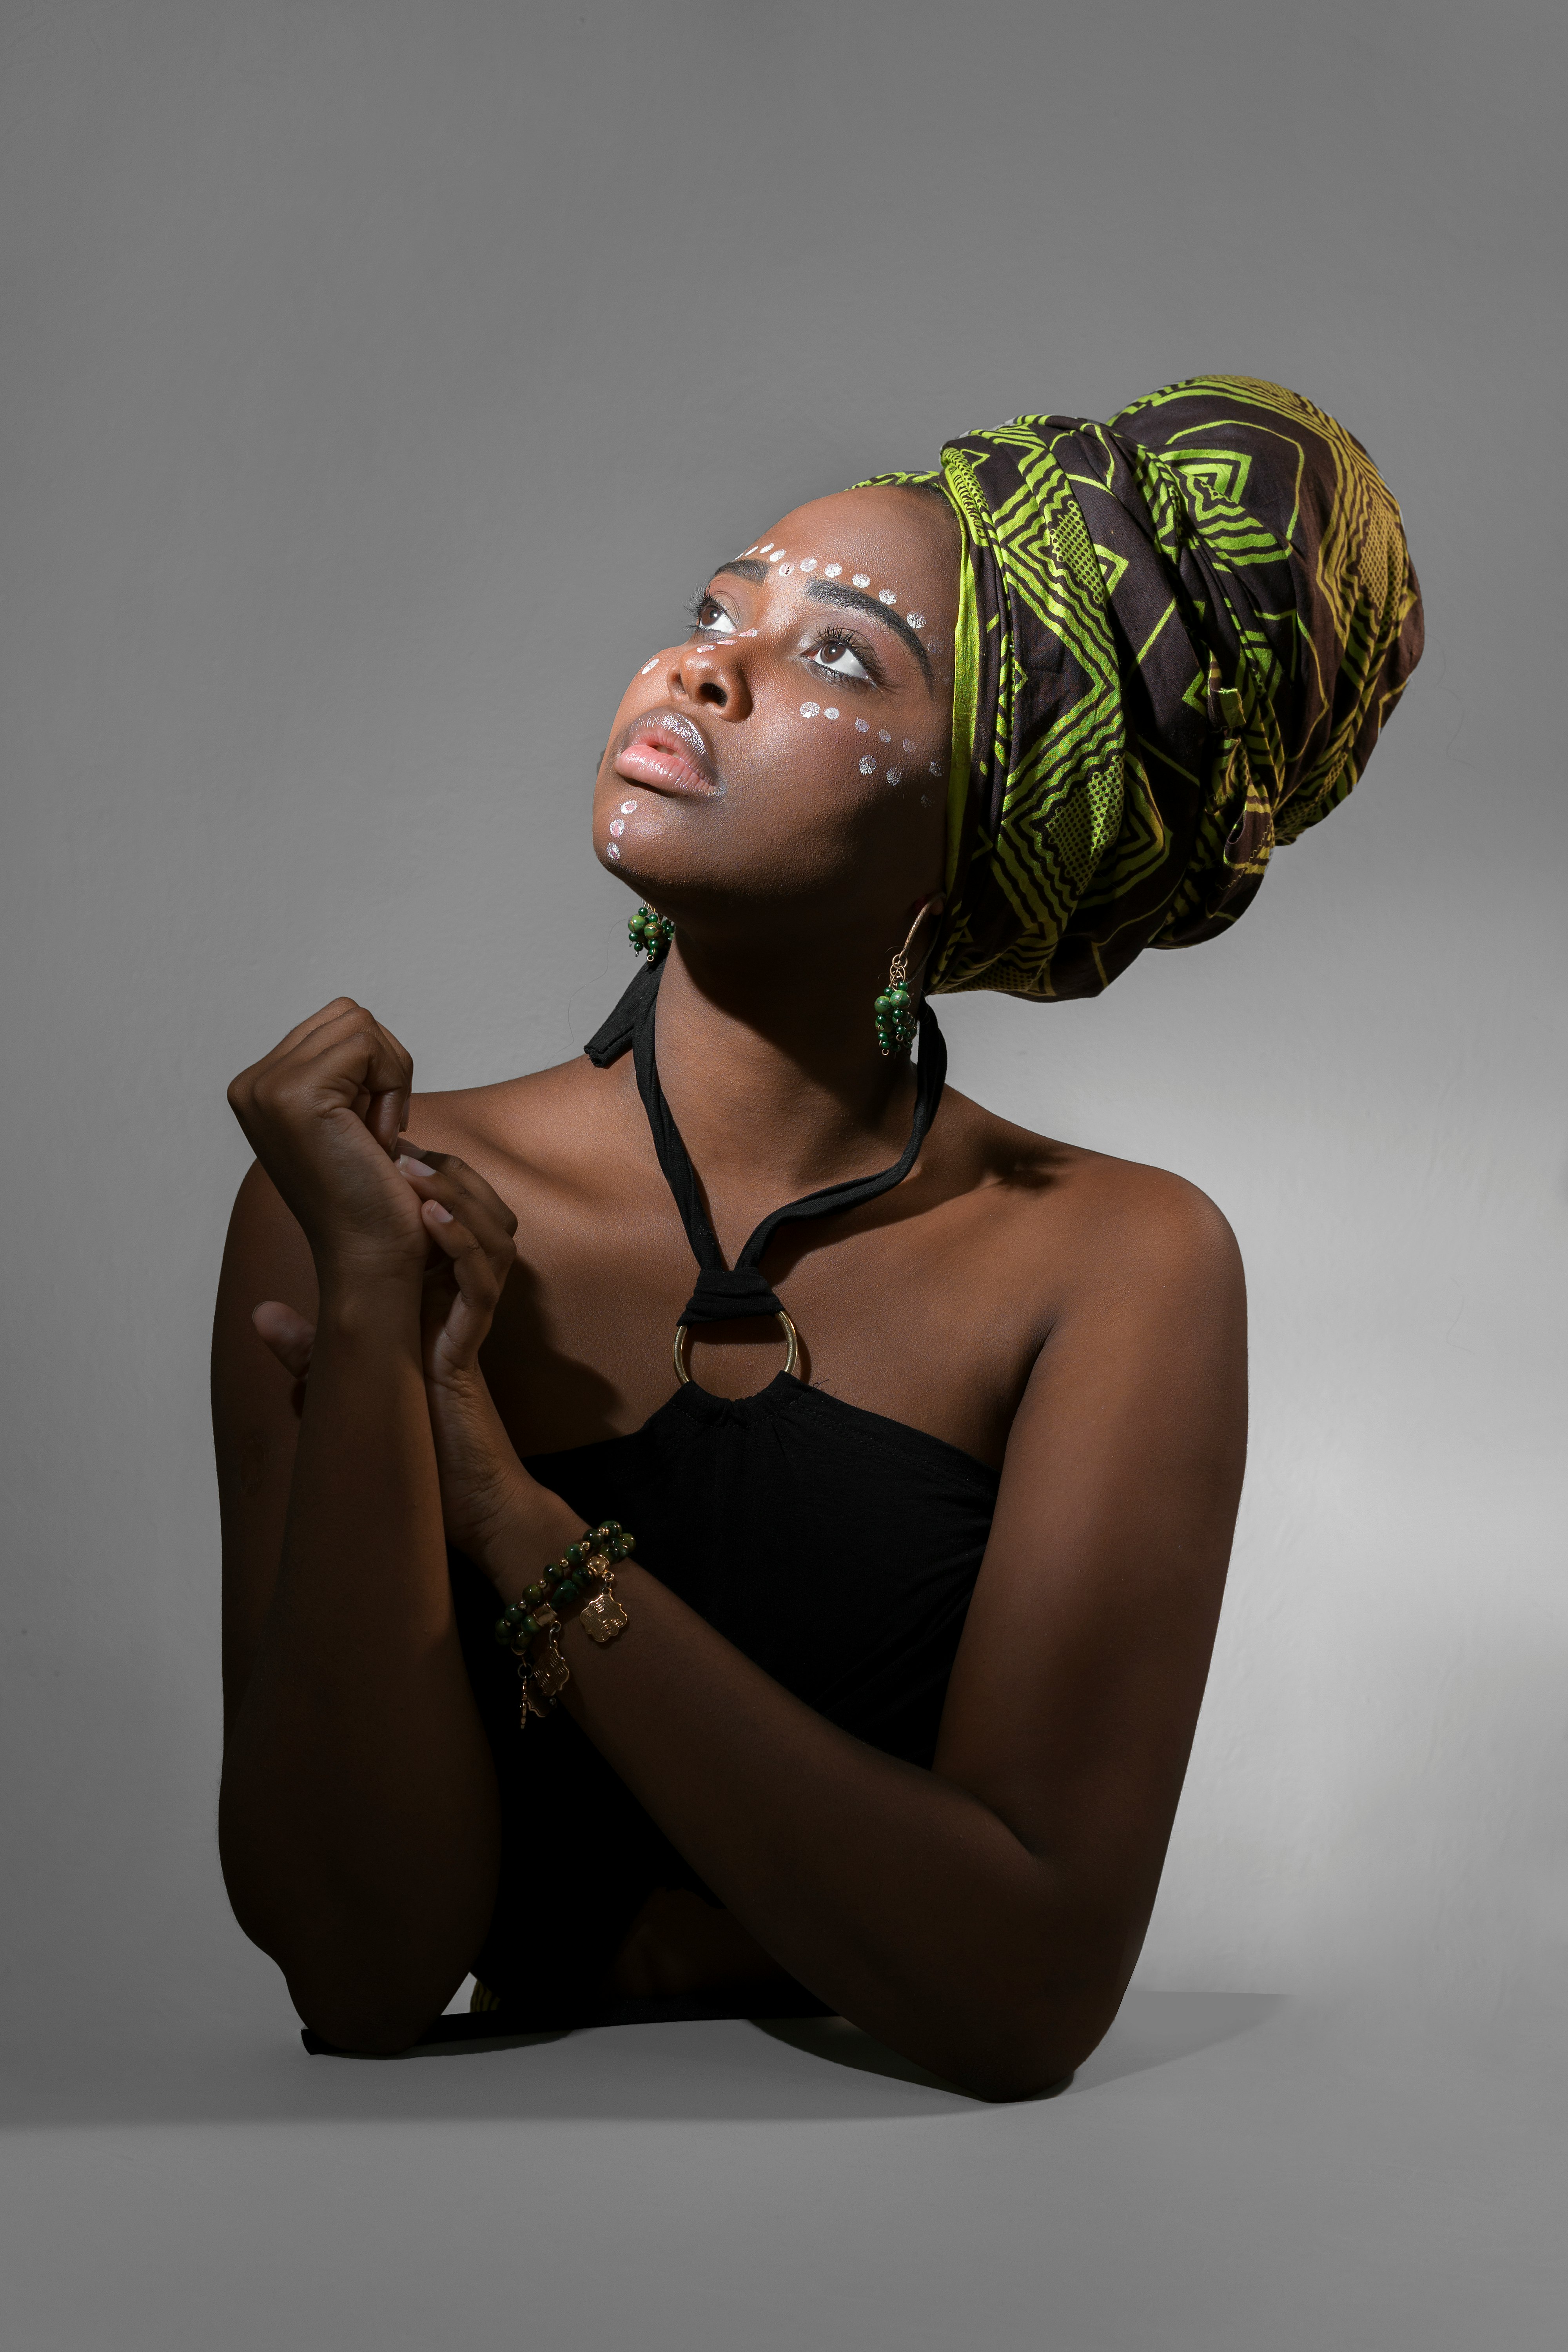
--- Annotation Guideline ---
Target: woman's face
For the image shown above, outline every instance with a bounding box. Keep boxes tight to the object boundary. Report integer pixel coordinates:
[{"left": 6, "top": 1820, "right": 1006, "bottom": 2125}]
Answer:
[{"left": 592, "top": 485, "right": 959, "bottom": 942}]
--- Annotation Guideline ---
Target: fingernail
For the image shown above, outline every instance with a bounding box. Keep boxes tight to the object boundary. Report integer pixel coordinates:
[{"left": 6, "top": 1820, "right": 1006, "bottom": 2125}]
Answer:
[
  {"left": 425, "top": 1200, "right": 453, "bottom": 1224},
  {"left": 397, "top": 1156, "right": 436, "bottom": 1179}
]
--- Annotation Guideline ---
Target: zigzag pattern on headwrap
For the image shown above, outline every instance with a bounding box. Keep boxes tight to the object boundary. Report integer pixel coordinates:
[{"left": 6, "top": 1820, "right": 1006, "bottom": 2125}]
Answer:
[{"left": 863, "top": 376, "right": 1423, "bottom": 1001}]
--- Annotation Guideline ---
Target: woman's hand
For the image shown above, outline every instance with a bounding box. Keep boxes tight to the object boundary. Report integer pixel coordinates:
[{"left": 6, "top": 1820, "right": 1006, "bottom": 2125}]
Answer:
[
  {"left": 253, "top": 1146, "right": 541, "bottom": 1563},
  {"left": 227, "top": 999, "right": 424, "bottom": 1287}
]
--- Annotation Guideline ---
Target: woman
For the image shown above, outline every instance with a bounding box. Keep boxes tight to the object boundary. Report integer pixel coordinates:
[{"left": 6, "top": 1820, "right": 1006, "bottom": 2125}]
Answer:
[{"left": 214, "top": 377, "right": 1421, "bottom": 2100}]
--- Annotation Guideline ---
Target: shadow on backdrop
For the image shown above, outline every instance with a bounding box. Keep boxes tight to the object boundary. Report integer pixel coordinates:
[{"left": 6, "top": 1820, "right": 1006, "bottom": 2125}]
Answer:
[{"left": 0, "top": 1989, "right": 1282, "bottom": 2131}]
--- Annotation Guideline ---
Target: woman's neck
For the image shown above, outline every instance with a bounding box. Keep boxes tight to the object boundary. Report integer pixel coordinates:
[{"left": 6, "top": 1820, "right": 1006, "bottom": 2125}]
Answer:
[{"left": 648, "top": 938, "right": 921, "bottom": 1207}]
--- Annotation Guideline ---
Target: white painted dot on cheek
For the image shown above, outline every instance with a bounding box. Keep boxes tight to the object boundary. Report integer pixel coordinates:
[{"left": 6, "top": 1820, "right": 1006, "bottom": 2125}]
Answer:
[
  {"left": 855, "top": 719, "right": 870, "bottom": 733},
  {"left": 823, "top": 706, "right": 839, "bottom": 721},
  {"left": 902, "top": 739, "right": 916, "bottom": 753},
  {"left": 878, "top": 730, "right": 892, "bottom": 744},
  {"left": 887, "top": 768, "right": 903, "bottom": 785},
  {"left": 929, "top": 761, "right": 943, "bottom": 777},
  {"left": 609, "top": 819, "right": 625, "bottom": 837},
  {"left": 640, "top": 659, "right": 658, "bottom": 675},
  {"left": 620, "top": 799, "right": 638, "bottom": 814},
  {"left": 800, "top": 557, "right": 817, "bottom": 572},
  {"left": 824, "top": 563, "right": 842, "bottom": 579},
  {"left": 853, "top": 573, "right": 871, "bottom": 589},
  {"left": 800, "top": 701, "right": 820, "bottom": 718},
  {"left": 859, "top": 756, "right": 878, "bottom": 776},
  {"left": 607, "top": 843, "right": 621, "bottom": 860},
  {"left": 907, "top": 611, "right": 926, "bottom": 629}
]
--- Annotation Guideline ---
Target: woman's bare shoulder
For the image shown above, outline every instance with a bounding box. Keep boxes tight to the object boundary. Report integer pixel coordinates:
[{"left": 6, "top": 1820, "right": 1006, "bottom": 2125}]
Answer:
[
  {"left": 397, "top": 1051, "right": 633, "bottom": 1195},
  {"left": 939, "top": 1082, "right": 1243, "bottom": 1297}
]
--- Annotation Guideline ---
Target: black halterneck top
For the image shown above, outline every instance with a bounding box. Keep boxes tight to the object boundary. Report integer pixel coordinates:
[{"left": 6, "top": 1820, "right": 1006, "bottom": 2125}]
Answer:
[{"left": 450, "top": 966, "right": 999, "bottom": 2015}]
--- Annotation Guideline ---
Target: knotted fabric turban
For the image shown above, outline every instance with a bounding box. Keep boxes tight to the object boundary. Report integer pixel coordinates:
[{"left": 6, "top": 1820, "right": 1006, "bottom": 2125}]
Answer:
[{"left": 865, "top": 376, "right": 1423, "bottom": 1000}]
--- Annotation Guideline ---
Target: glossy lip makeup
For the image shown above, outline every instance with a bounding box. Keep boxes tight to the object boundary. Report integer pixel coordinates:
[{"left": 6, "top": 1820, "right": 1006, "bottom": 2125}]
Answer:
[{"left": 611, "top": 709, "right": 720, "bottom": 798}]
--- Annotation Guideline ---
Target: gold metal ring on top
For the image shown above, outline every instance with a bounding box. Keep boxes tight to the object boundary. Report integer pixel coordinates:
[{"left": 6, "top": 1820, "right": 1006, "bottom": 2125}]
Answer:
[{"left": 672, "top": 1308, "right": 800, "bottom": 1388}]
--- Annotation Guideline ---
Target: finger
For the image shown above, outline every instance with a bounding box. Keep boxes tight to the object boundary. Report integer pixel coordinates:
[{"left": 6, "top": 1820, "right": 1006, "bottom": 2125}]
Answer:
[
  {"left": 396, "top": 1156, "right": 518, "bottom": 1268},
  {"left": 419, "top": 1208, "right": 504, "bottom": 1352},
  {"left": 396, "top": 1146, "right": 519, "bottom": 1239},
  {"left": 252, "top": 1300, "right": 317, "bottom": 1383},
  {"left": 243, "top": 999, "right": 367, "bottom": 1081},
  {"left": 362, "top": 1017, "right": 415, "bottom": 1157},
  {"left": 285, "top": 1010, "right": 414, "bottom": 1138}
]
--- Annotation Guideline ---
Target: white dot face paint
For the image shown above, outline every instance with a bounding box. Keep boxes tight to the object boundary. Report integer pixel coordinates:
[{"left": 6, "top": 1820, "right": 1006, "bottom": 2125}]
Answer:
[
  {"left": 620, "top": 799, "right": 638, "bottom": 814},
  {"left": 800, "top": 701, "right": 820, "bottom": 718},
  {"left": 907, "top": 611, "right": 926, "bottom": 629},
  {"left": 607, "top": 843, "right": 621, "bottom": 860},
  {"left": 757, "top": 544, "right": 773, "bottom": 555},
  {"left": 855, "top": 718, "right": 870, "bottom": 733},
  {"left": 768, "top": 550, "right": 785, "bottom": 563},
  {"left": 640, "top": 659, "right": 658, "bottom": 675},
  {"left": 823, "top": 707, "right": 839, "bottom": 721},
  {"left": 887, "top": 768, "right": 903, "bottom": 784},
  {"left": 800, "top": 557, "right": 817, "bottom": 572},
  {"left": 929, "top": 761, "right": 943, "bottom": 777},
  {"left": 609, "top": 818, "right": 625, "bottom": 838},
  {"left": 878, "top": 730, "right": 892, "bottom": 743},
  {"left": 859, "top": 756, "right": 878, "bottom": 776},
  {"left": 824, "top": 563, "right": 842, "bottom": 579},
  {"left": 777, "top": 564, "right": 793, "bottom": 577},
  {"left": 902, "top": 739, "right": 916, "bottom": 753},
  {"left": 879, "top": 590, "right": 898, "bottom": 606},
  {"left": 853, "top": 573, "right": 871, "bottom": 589}
]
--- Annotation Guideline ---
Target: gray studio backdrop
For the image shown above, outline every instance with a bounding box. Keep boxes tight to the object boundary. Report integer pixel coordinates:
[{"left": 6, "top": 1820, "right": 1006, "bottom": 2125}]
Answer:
[{"left": 4, "top": 0, "right": 1563, "bottom": 2060}]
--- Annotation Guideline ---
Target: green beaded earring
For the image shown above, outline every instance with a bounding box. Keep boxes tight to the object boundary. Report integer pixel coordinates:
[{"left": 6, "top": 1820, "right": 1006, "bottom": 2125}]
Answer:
[
  {"left": 628, "top": 905, "right": 676, "bottom": 965},
  {"left": 873, "top": 912, "right": 926, "bottom": 1058}
]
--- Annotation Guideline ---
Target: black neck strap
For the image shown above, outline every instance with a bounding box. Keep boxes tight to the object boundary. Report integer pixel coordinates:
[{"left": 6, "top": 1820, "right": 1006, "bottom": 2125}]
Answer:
[{"left": 584, "top": 962, "right": 948, "bottom": 1328}]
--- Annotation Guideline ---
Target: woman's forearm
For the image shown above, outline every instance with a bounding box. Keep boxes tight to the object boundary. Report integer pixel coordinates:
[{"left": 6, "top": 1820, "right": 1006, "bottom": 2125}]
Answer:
[
  {"left": 219, "top": 1281, "right": 501, "bottom": 2049},
  {"left": 490, "top": 1532, "right": 1123, "bottom": 2100}
]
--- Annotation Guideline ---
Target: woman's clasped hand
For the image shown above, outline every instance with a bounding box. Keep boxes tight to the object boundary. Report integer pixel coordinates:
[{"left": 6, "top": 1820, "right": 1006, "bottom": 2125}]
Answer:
[{"left": 227, "top": 998, "right": 544, "bottom": 1562}]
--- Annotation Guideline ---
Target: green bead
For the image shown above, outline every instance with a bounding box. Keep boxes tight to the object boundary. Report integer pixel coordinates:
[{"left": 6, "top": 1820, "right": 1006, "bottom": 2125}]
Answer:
[
  {"left": 523, "top": 1583, "right": 544, "bottom": 1606},
  {"left": 566, "top": 1543, "right": 585, "bottom": 1566},
  {"left": 557, "top": 1577, "right": 580, "bottom": 1601},
  {"left": 887, "top": 986, "right": 910, "bottom": 1007},
  {"left": 492, "top": 1618, "right": 514, "bottom": 1645}
]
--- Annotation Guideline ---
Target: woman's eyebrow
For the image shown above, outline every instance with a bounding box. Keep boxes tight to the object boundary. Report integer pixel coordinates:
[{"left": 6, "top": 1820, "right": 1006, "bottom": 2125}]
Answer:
[
  {"left": 713, "top": 557, "right": 769, "bottom": 583},
  {"left": 804, "top": 578, "right": 934, "bottom": 686}
]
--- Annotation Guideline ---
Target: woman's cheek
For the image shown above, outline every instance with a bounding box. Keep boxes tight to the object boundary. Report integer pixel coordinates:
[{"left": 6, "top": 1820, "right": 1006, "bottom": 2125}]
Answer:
[{"left": 797, "top": 702, "right": 946, "bottom": 795}]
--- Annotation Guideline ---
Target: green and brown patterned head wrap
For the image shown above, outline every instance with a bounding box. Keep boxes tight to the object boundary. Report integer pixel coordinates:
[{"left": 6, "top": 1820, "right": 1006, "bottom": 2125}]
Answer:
[{"left": 866, "top": 376, "right": 1423, "bottom": 1000}]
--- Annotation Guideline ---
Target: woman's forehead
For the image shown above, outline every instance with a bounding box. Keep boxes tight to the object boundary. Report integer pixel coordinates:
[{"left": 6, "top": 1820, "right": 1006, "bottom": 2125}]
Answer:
[{"left": 736, "top": 486, "right": 957, "bottom": 603}]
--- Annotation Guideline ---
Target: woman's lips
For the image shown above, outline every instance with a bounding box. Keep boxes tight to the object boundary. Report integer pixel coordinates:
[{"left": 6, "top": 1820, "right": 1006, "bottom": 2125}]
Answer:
[{"left": 612, "top": 713, "right": 720, "bottom": 797}]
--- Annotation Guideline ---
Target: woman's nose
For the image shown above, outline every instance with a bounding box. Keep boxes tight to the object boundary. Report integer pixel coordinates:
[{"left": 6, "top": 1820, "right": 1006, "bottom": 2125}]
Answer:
[{"left": 673, "top": 642, "right": 753, "bottom": 718}]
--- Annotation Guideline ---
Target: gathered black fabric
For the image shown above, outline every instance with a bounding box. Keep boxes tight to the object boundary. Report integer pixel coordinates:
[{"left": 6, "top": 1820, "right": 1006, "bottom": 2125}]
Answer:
[{"left": 450, "top": 978, "right": 996, "bottom": 2020}]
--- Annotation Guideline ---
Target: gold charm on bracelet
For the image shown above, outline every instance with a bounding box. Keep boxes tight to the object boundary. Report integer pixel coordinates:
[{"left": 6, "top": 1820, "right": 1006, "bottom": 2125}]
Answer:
[
  {"left": 579, "top": 1572, "right": 630, "bottom": 1645},
  {"left": 531, "top": 1633, "right": 571, "bottom": 1700}
]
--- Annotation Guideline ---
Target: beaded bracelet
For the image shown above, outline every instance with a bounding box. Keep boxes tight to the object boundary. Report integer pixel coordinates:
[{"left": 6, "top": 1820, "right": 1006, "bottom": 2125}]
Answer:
[{"left": 493, "top": 1521, "right": 634, "bottom": 1730}]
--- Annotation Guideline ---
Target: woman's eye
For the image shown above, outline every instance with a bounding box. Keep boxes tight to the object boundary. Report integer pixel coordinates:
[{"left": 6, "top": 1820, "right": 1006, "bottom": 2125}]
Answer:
[
  {"left": 810, "top": 636, "right": 873, "bottom": 683},
  {"left": 694, "top": 596, "right": 736, "bottom": 635}
]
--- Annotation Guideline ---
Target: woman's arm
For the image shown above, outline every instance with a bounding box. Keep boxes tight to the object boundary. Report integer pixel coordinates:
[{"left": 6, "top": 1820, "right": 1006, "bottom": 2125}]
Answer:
[
  {"left": 213, "top": 1002, "right": 573, "bottom": 2051},
  {"left": 470, "top": 1167, "right": 1247, "bottom": 2101}
]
